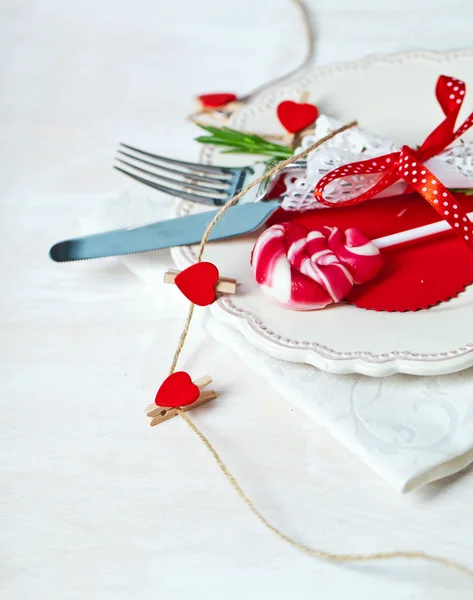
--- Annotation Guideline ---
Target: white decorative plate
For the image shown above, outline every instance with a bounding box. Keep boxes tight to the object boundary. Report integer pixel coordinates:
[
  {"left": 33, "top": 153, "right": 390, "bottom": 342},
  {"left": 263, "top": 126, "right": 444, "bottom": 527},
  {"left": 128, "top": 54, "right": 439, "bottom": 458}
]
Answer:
[{"left": 172, "top": 50, "right": 473, "bottom": 377}]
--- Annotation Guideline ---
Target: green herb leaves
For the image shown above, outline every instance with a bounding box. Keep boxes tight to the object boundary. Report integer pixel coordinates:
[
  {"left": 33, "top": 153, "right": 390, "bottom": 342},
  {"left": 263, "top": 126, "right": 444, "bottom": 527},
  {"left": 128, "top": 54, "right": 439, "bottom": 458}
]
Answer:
[{"left": 194, "top": 124, "right": 293, "bottom": 160}]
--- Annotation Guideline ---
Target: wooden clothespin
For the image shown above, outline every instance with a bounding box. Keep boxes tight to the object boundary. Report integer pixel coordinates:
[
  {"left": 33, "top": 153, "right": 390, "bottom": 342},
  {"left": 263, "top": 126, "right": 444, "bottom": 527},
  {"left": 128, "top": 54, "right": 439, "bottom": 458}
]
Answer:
[
  {"left": 188, "top": 93, "right": 242, "bottom": 125},
  {"left": 290, "top": 91, "right": 315, "bottom": 150},
  {"left": 164, "top": 262, "right": 237, "bottom": 307},
  {"left": 145, "top": 375, "right": 217, "bottom": 427},
  {"left": 164, "top": 270, "right": 236, "bottom": 294}
]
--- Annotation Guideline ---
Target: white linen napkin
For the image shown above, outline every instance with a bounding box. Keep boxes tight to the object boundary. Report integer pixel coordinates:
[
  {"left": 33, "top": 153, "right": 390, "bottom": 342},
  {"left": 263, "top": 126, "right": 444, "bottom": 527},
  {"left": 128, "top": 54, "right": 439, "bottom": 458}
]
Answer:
[
  {"left": 205, "top": 313, "right": 473, "bottom": 493},
  {"left": 82, "top": 192, "right": 473, "bottom": 492}
]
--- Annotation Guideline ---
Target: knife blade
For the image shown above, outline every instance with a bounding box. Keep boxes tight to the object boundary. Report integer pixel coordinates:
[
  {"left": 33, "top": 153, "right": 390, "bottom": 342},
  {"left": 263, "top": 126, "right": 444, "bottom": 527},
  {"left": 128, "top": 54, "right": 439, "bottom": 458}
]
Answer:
[{"left": 49, "top": 200, "right": 280, "bottom": 262}]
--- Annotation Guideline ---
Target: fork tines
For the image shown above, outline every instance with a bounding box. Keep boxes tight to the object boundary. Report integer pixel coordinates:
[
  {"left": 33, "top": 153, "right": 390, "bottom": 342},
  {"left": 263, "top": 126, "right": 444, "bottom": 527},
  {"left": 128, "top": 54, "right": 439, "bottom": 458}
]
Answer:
[{"left": 114, "top": 143, "right": 244, "bottom": 206}]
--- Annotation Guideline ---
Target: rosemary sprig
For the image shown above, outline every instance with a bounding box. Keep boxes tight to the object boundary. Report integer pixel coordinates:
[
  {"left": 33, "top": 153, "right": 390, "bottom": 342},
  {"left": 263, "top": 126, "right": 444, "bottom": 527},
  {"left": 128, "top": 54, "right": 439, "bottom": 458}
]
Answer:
[{"left": 194, "top": 124, "right": 293, "bottom": 159}]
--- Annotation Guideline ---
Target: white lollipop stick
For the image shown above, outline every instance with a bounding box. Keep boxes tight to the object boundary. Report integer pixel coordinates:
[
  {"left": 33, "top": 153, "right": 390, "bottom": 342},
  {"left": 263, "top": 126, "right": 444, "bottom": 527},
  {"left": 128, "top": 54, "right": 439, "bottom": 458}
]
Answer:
[{"left": 373, "top": 211, "right": 473, "bottom": 249}]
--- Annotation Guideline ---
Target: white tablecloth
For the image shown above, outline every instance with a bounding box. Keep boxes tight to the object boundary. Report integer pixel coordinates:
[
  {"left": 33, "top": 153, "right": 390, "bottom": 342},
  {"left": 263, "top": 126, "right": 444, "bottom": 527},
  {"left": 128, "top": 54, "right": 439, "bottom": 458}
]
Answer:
[{"left": 2, "top": 1, "right": 473, "bottom": 598}]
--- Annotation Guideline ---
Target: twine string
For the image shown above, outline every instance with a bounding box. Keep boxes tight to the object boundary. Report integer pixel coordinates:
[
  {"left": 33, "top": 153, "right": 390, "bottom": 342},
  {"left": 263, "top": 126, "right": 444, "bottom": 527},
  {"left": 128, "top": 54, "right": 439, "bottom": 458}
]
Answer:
[
  {"left": 179, "top": 410, "right": 473, "bottom": 578},
  {"left": 189, "top": 0, "right": 315, "bottom": 123},
  {"left": 167, "top": 120, "right": 473, "bottom": 579},
  {"left": 238, "top": 0, "right": 315, "bottom": 103}
]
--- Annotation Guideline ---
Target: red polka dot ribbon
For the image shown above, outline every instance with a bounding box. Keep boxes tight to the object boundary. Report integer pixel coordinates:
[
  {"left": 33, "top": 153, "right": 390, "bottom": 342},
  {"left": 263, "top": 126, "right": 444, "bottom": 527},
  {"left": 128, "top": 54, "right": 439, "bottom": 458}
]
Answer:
[{"left": 314, "top": 75, "right": 473, "bottom": 250}]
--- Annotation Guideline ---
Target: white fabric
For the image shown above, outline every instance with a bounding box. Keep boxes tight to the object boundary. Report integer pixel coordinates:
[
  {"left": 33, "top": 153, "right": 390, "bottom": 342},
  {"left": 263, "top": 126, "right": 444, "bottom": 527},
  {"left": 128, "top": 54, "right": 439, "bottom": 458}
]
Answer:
[
  {"left": 4, "top": 1, "right": 473, "bottom": 599},
  {"left": 207, "top": 315, "right": 473, "bottom": 493}
]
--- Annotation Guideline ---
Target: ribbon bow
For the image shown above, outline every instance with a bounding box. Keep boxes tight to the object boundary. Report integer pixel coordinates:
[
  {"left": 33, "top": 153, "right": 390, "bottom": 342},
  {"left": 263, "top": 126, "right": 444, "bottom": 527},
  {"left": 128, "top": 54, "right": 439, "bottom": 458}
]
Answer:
[{"left": 314, "top": 76, "right": 473, "bottom": 250}]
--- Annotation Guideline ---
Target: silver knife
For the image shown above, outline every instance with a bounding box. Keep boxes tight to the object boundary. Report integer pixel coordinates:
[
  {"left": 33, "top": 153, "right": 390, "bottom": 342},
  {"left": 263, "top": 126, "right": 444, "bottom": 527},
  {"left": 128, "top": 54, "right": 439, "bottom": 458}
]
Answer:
[{"left": 49, "top": 200, "right": 280, "bottom": 262}]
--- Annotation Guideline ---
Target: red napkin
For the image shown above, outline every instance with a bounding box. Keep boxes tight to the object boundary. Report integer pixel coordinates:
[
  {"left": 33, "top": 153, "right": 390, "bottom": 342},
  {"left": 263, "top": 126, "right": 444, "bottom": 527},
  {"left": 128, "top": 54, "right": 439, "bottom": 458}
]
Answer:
[{"left": 268, "top": 192, "right": 473, "bottom": 312}]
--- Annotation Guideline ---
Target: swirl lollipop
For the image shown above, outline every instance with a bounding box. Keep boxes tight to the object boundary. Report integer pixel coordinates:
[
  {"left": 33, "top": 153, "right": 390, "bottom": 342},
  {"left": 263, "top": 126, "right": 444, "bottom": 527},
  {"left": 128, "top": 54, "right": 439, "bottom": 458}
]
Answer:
[
  {"left": 251, "top": 222, "right": 383, "bottom": 310},
  {"left": 251, "top": 211, "right": 473, "bottom": 311}
]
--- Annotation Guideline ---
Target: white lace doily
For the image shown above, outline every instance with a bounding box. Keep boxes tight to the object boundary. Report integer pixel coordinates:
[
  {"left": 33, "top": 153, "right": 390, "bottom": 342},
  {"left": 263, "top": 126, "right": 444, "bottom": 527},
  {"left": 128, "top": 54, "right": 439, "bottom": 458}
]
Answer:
[
  {"left": 442, "top": 142, "right": 473, "bottom": 182},
  {"left": 281, "top": 114, "right": 473, "bottom": 211}
]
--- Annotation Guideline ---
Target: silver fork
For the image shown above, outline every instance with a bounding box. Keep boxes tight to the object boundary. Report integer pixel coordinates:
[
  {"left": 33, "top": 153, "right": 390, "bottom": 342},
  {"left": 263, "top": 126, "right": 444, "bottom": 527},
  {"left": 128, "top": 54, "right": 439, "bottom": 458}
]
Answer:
[{"left": 114, "top": 143, "right": 306, "bottom": 206}]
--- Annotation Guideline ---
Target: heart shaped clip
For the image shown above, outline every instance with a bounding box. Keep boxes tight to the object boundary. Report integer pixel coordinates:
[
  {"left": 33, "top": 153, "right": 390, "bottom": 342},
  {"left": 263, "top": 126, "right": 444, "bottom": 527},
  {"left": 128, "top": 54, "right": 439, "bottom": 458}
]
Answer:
[
  {"left": 145, "top": 373, "right": 217, "bottom": 427},
  {"left": 276, "top": 91, "right": 318, "bottom": 150},
  {"left": 165, "top": 263, "right": 237, "bottom": 306}
]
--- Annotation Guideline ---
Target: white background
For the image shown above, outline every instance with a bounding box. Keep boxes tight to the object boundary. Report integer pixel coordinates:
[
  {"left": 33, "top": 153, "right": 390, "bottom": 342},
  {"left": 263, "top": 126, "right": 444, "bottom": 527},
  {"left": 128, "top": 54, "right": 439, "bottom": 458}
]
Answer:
[{"left": 2, "top": 1, "right": 473, "bottom": 598}]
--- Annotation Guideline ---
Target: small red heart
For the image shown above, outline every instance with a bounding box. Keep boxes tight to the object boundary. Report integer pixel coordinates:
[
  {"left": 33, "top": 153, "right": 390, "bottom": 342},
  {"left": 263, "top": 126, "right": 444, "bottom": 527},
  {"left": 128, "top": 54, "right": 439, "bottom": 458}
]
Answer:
[
  {"left": 174, "top": 262, "right": 219, "bottom": 306},
  {"left": 155, "top": 372, "right": 200, "bottom": 408},
  {"left": 198, "top": 93, "right": 238, "bottom": 108},
  {"left": 276, "top": 100, "right": 319, "bottom": 133}
]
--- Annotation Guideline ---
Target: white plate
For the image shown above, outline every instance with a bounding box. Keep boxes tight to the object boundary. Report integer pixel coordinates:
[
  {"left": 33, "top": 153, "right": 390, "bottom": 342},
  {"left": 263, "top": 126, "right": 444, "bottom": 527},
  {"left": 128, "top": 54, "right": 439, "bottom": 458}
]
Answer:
[{"left": 172, "top": 49, "right": 473, "bottom": 377}]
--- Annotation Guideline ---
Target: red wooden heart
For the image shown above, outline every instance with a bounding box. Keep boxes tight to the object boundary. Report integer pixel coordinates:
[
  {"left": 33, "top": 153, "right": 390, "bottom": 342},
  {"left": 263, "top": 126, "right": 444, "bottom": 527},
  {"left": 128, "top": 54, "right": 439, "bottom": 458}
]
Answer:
[
  {"left": 198, "top": 93, "right": 238, "bottom": 108},
  {"left": 174, "top": 262, "right": 219, "bottom": 306},
  {"left": 155, "top": 371, "right": 200, "bottom": 408},
  {"left": 277, "top": 100, "right": 319, "bottom": 133}
]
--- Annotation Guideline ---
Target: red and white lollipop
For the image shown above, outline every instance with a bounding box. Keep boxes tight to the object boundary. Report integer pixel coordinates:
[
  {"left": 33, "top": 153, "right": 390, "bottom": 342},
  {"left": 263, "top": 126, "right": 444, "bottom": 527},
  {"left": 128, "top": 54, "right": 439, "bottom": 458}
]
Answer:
[
  {"left": 251, "top": 222, "right": 382, "bottom": 310},
  {"left": 251, "top": 213, "right": 473, "bottom": 310}
]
